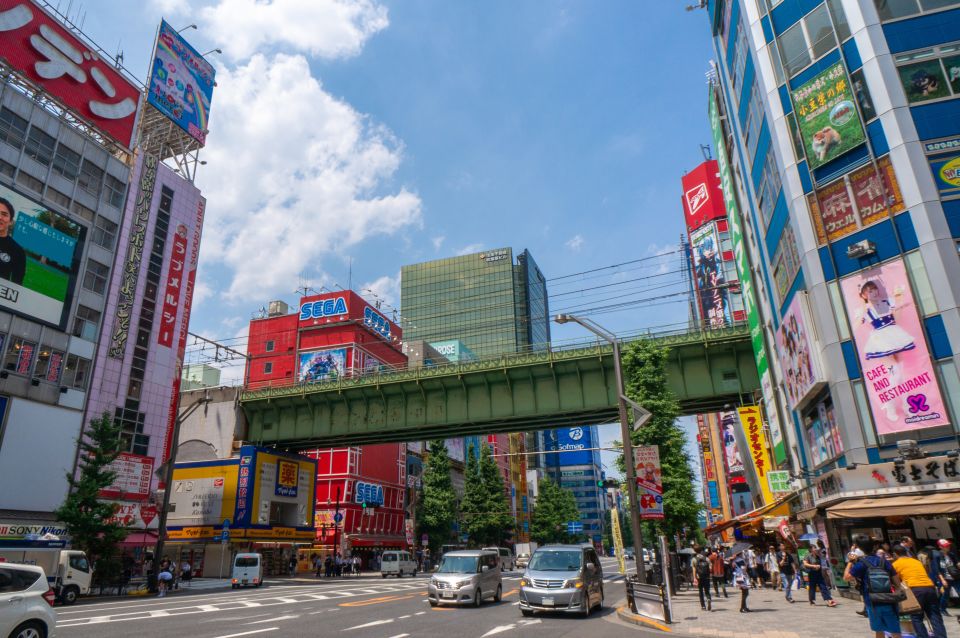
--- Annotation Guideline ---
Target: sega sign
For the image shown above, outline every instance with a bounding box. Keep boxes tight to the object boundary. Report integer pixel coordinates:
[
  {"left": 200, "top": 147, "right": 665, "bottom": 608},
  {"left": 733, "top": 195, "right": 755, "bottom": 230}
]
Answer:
[
  {"left": 354, "top": 481, "right": 384, "bottom": 506},
  {"left": 299, "top": 296, "right": 348, "bottom": 321},
  {"left": 363, "top": 306, "right": 391, "bottom": 340}
]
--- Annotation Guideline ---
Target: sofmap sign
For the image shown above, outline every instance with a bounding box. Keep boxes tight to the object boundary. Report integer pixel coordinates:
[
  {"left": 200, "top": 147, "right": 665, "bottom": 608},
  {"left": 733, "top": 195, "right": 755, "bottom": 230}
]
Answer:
[
  {"left": 790, "top": 61, "right": 866, "bottom": 170},
  {"left": 709, "top": 86, "right": 785, "bottom": 464},
  {"left": 0, "top": 0, "right": 140, "bottom": 147},
  {"left": 299, "top": 296, "right": 348, "bottom": 321},
  {"left": 354, "top": 481, "right": 384, "bottom": 506}
]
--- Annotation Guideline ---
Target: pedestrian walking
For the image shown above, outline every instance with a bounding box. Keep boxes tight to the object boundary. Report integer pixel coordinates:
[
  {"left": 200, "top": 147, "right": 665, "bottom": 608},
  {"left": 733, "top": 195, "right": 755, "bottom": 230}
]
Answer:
[
  {"left": 693, "top": 548, "right": 713, "bottom": 611},
  {"left": 180, "top": 559, "right": 192, "bottom": 587},
  {"left": 845, "top": 540, "right": 903, "bottom": 638},
  {"left": 734, "top": 558, "right": 751, "bottom": 612},
  {"left": 934, "top": 539, "right": 960, "bottom": 615},
  {"left": 764, "top": 545, "right": 780, "bottom": 590},
  {"left": 288, "top": 554, "right": 298, "bottom": 576},
  {"left": 777, "top": 543, "right": 797, "bottom": 602},
  {"left": 892, "top": 544, "right": 946, "bottom": 638},
  {"left": 744, "top": 547, "right": 761, "bottom": 588},
  {"left": 709, "top": 547, "right": 728, "bottom": 598},
  {"left": 353, "top": 555, "right": 361, "bottom": 576},
  {"left": 803, "top": 547, "right": 836, "bottom": 606},
  {"left": 902, "top": 536, "right": 918, "bottom": 558},
  {"left": 324, "top": 554, "right": 333, "bottom": 578}
]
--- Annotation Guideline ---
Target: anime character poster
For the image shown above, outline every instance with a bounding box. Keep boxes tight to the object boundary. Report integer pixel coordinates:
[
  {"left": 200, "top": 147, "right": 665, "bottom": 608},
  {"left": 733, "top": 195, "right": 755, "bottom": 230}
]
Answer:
[
  {"left": 633, "top": 445, "right": 663, "bottom": 520},
  {"left": 720, "top": 411, "right": 744, "bottom": 474},
  {"left": 690, "top": 223, "right": 731, "bottom": 328},
  {"left": 298, "top": 348, "right": 347, "bottom": 383},
  {"left": 776, "top": 294, "right": 824, "bottom": 408},
  {"left": 840, "top": 259, "right": 949, "bottom": 434}
]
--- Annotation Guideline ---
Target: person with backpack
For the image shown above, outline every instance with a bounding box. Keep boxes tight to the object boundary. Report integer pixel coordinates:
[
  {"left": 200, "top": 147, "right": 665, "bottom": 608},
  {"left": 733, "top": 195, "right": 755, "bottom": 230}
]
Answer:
[
  {"left": 845, "top": 540, "right": 904, "bottom": 638},
  {"left": 777, "top": 543, "right": 797, "bottom": 602},
  {"left": 934, "top": 539, "right": 960, "bottom": 615},
  {"left": 693, "top": 548, "right": 713, "bottom": 611},
  {"left": 709, "top": 546, "right": 728, "bottom": 598},
  {"left": 892, "top": 544, "right": 946, "bottom": 638},
  {"left": 733, "top": 557, "right": 751, "bottom": 612}
]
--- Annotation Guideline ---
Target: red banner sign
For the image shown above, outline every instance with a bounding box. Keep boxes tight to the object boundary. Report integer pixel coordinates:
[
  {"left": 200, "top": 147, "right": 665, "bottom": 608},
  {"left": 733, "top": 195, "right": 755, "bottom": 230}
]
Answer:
[
  {"left": 157, "top": 224, "right": 188, "bottom": 347},
  {"left": 100, "top": 452, "right": 154, "bottom": 501},
  {"left": 0, "top": 0, "right": 141, "bottom": 147}
]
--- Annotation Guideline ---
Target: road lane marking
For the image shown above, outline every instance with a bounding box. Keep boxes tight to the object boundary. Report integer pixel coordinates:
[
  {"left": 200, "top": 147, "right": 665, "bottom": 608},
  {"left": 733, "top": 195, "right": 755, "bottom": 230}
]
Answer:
[
  {"left": 502, "top": 589, "right": 518, "bottom": 597},
  {"left": 211, "top": 629, "right": 278, "bottom": 638},
  {"left": 398, "top": 614, "right": 411, "bottom": 619},
  {"left": 244, "top": 615, "right": 299, "bottom": 624},
  {"left": 414, "top": 611, "right": 426, "bottom": 615},
  {"left": 339, "top": 594, "right": 414, "bottom": 607},
  {"left": 200, "top": 613, "right": 271, "bottom": 623},
  {"left": 481, "top": 625, "right": 516, "bottom": 636},
  {"left": 344, "top": 618, "right": 394, "bottom": 630},
  {"left": 148, "top": 610, "right": 170, "bottom": 617},
  {"left": 386, "top": 634, "right": 410, "bottom": 638}
]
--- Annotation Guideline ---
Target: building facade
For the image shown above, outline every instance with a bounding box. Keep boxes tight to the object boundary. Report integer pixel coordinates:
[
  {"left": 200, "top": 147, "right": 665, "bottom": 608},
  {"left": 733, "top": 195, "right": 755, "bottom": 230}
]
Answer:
[
  {"left": 706, "top": 0, "right": 960, "bottom": 555},
  {"left": 542, "top": 426, "right": 606, "bottom": 545}
]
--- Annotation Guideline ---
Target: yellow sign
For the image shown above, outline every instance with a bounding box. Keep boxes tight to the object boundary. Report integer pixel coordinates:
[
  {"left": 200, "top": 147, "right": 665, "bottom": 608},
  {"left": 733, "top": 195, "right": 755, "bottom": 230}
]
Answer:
[
  {"left": 167, "top": 526, "right": 216, "bottom": 539},
  {"left": 737, "top": 406, "right": 775, "bottom": 505},
  {"left": 277, "top": 460, "right": 298, "bottom": 489},
  {"left": 940, "top": 157, "right": 960, "bottom": 187},
  {"left": 611, "top": 507, "right": 626, "bottom": 575}
]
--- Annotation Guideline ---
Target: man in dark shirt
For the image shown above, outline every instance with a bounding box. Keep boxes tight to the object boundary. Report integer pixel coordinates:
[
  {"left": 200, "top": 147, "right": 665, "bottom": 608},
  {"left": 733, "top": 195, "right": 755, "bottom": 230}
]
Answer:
[
  {"left": 845, "top": 540, "right": 902, "bottom": 638},
  {"left": 0, "top": 198, "right": 25, "bottom": 285},
  {"left": 777, "top": 543, "right": 797, "bottom": 602}
]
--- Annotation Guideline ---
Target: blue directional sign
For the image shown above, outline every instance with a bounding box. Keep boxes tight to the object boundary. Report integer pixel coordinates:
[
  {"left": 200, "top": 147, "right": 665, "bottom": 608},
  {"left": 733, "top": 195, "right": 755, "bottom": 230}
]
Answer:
[
  {"left": 567, "top": 521, "right": 584, "bottom": 534},
  {"left": 223, "top": 519, "right": 231, "bottom": 531},
  {"left": 333, "top": 512, "right": 344, "bottom": 523}
]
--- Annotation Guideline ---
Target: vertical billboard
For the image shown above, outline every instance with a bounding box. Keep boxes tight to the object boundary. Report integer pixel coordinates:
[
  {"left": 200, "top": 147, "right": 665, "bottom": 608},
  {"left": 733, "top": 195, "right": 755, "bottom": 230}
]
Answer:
[
  {"left": 0, "top": 184, "right": 84, "bottom": 327},
  {"left": 681, "top": 160, "right": 726, "bottom": 232},
  {"left": 840, "top": 259, "right": 949, "bottom": 434},
  {"left": 776, "top": 293, "right": 825, "bottom": 408},
  {"left": 737, "top": 406, "right": 775, "bottom": 505},
  {"left": 790, "top": 61, "right": 866, "bottom": 170},
  {"left": 0, "top": 0, "right": 141, "bottom": 147},
  {"left": 148, "top": 19, "right": 216, "bottom": 144},
  {"left": 720, "top": 411, "right": 744, "bottom": 474},
  {"left": 633, "top": 445, "right": 663, "bottom": 519},
  {"left": 298, "top": 348, "right": 348, "bottom": 382},
  {"left": 690, "top": 223, "right": 731, "bottom": 328},
  {"left": 709, "top": 86, "right": 785, "bottom": 464}
]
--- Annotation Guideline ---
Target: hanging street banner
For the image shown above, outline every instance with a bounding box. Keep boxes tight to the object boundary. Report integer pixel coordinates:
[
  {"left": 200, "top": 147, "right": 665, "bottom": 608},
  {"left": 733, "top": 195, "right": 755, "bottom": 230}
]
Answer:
[
  {"left": 709, "top": 85, "right": 786, "bottom": 463},
  {"left": 790, "top": 61, "right": 866, "bottom": 170},
  {"left": 633, "top": 445, "right": 664, "bottom": 520},
  {"left": 611, "top": 506, "right": 626, "bottom": 575},
  {"left": 767, "top": 470, "right": 792, "bottom": 495},
  {"left": 737, "top": 405, "right": 775, "bottom": 505}
]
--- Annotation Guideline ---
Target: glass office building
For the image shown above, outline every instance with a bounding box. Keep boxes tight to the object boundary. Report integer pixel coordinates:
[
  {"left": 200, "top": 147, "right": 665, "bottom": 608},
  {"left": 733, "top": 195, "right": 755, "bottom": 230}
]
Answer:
[{"left": 400, "top": 247, "right": 550, "bottom": 358}]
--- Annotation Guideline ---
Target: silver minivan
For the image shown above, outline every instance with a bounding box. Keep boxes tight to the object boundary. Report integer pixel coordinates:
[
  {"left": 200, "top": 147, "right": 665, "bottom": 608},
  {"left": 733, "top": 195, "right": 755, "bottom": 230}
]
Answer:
[
  {"left": 519, "top": 545, "right": 603, "bottom": 617},
  {"left": 427, "top": 550, "right": 502, "bottom": 607}
]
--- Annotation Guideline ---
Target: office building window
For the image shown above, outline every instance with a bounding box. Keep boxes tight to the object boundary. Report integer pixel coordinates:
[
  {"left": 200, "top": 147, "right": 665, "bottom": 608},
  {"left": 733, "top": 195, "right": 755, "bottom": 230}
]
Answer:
[
  {"left": 904, "top": 250, "right": 938, "bottom": 315},
  {"left": 15, "top": 171, "right": 43, "bottom": 194},
  {"left": 875, "top": 0, "right": 960, "bottom": 21},
  {"left": 72, "top": 305, "right": 101, "bottom": 341},
  {"left": 24, "top": 127, "right": 56, "bottom": 166},
  {"left": 33, "top": 346, "right": 65, "bottom": 383},
  {"left": 51, "top": 143, "right": 81, "bottom": 181},
  {"left": 62, "top": 354, "right": 91, "bottom": 390},
  {"left": 0, "top": 107, "right": 28, "bottom": 150},
  {"left": 826, "top": 0, "right": 850, "bottom": 42},
  {"left": 104, "top": 174, "right": 126, "bottom": 209},
  {"left": 3, "top": 337, "right": 36, "bottom": 375},
  {"left": 778, "top": 3, "right": 837, "bottom": 77},
  {"left": 92, "top": 216, "right": 118, "bottom": 250},
  {"left": 265, "top": 340, "right": 275, "bottom": 352},
  {"left": 77, "top": 159, "right": 103, "bottom": 199},
  {"left": 744, "top": 80, "right": 764, "bottom": 161},
  {"left": 850, "top": 69, "right": 877, "bottom": 121},
  {"left": 46, "top": 188, "right": 71, "bottom": 211},
  {"left": 939, "top": 360, "right": 960, "bottom": 427},
  {"left": 730, "top": 25, "right": 749, "bottom": 96},
  {"left": 895, "top": 42, "right": 960, "bottom": 104},
  {"left": 264, "top": 362, "right": 273, "bottom": 374},
  {"left": 82, "top": 259, "right": 110, "bottom": 294}
]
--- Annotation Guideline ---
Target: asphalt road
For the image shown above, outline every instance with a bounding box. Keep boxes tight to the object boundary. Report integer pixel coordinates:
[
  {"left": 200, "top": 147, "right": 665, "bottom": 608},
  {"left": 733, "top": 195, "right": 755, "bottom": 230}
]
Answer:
[{"left": 54, "top": 558, "right": 658, "bottom": 638}]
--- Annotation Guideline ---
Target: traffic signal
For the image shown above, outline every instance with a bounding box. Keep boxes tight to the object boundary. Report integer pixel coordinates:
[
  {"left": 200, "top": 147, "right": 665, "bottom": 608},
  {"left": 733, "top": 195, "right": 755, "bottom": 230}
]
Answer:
[{"left": 597, "top": 479, "right": 619, "bottom": 489}]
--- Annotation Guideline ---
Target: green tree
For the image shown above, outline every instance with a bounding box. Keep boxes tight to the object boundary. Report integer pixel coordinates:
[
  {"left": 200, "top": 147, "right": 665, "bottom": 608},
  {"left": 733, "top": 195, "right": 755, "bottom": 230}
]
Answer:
[
  {"left": 529, "top": 476, "right": 580, "bottom": 544},
  {"left": 417, "top": 440, "right": 458, "bottom": 555},
  {"left": 621, "top": 340, "right": 701, "bottom": 539},
  {"left": 55, "top": 412, "right": 128, "bottom": 587},
  {"left": 461, "top": 444, "right": 513, "bottom": 546}
]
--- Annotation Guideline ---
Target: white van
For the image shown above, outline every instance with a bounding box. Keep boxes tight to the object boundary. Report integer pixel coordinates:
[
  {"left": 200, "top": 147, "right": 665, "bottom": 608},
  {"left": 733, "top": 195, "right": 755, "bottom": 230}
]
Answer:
[
  {"left": 231, "top": 553, "right": 263, "bottom": 588},
  {"left": 482, "top": 547, "right": 515, "bottom": 571},
  {"left": 380, "top": 550, "right": 417, "bottom": 578}
]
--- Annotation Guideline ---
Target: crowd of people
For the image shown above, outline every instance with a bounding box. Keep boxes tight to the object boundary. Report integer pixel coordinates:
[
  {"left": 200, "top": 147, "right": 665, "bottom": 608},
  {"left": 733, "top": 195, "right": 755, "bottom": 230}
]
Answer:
[
  {"left": 689, "top": 535, "right": 959, "bottom": 638},
  {"left": 311, "top": 553, "right": 363, "bottom": 577}
]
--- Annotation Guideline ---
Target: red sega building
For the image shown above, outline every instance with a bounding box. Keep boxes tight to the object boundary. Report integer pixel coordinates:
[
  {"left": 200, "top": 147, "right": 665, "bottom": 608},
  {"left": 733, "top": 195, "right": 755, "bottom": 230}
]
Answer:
[{"left": 243, "top": 291, "right": 409, "bottom": 562}]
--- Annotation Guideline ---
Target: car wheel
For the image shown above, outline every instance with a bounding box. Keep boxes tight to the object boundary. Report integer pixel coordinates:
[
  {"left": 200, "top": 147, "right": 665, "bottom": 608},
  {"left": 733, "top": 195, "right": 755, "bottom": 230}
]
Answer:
[
  {"left": 429, "top": 600, "right": 437, "bottom": 607},
  {"left": 60, "top": 586, "right": 79, "bottom": 605},
  {"left": 521, "top": 608, "right": 534, "bottom": 617},
  {"left": 494, "top": 584, "right": 502, "bottom": 602},
  {"left": 10, "top": 620, "right": 45, "bottom": 638},
  {"left": 474, "top": 588, "right": 482, "bottom": 607},
  {"left": 597, "top": 586, "right": 604, "bottom": 610},
  {"left": 581, "top": 591, "right": 592, "bottom": 618}
]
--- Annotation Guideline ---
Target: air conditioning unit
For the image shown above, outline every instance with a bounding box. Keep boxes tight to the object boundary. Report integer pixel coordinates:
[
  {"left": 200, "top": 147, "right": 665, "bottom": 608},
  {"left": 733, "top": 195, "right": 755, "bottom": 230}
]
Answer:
[
  {"left": 267, "top": 300, "right": 289, "bottom": 317},
  {"left": 846, "top": 239, "right": 877, "bottom": 259}
]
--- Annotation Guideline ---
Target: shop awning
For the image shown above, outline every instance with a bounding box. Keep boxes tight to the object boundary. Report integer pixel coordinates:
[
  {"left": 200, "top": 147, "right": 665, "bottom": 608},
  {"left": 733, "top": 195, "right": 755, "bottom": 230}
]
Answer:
[
  {"left": 348, "top": 536, "right": 407, "bottom": 548},
  {"left": 826, "top": 491, "right": 960, "bottom": 519},
  {"left": 703, "top": 492, "right": 797, "bottom": 536},
  {"left": 120, "top": 532, "right": 157, "bottom": 546}
]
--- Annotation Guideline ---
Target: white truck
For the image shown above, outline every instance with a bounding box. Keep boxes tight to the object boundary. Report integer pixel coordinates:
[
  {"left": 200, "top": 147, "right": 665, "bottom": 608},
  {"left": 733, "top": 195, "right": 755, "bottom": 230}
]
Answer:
[
  {"left": 514, "top": 542, "right": 538, "bottom": 569},
  {"left": 0, "top": 540, "right": 93, "bottom": 604}
]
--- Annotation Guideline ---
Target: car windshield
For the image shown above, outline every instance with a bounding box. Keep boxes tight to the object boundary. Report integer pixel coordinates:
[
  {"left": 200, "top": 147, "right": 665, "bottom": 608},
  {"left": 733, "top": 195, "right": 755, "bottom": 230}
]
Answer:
[
  {"left": 437, "top": 555, "right": 479, "bottom": 574},
  {"left": 235, "top": 557, "right": 259, "bottom": 567},
  {"left": 529, "top": 550, "right": 582, "bottom": 571}
]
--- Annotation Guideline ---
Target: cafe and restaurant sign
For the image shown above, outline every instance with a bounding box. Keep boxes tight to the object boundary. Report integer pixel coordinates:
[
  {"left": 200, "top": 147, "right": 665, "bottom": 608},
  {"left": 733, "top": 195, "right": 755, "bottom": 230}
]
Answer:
[{"left": 812, "top": 458, "right": 960, "bottom": 507}]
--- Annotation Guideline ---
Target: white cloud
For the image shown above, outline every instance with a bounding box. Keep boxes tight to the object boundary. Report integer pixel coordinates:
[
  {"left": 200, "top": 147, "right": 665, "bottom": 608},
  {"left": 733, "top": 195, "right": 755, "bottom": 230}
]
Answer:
[
  {"left": 197, "top": 0, "right": 389, "bottom": 61},
  {"left": 565, "top": 234, "right": 584, "bottom": 252},
  {"left": 150, "top": 0, "right": 189, "bottom": 14},
  {"left": 197, "top": 53, "right": 421, "bottom": 303},
  {"left": 647, "top": 242, "right": 679, "bottom": 275},
  {"left": 431, "top": 235, "right": 445, "bottom": 251},
  {"left": 455, "top": 243, "right": 484, "bottom": 256},
  {"left": 361, "top": 271, "right": 400, "bottom": 308}
]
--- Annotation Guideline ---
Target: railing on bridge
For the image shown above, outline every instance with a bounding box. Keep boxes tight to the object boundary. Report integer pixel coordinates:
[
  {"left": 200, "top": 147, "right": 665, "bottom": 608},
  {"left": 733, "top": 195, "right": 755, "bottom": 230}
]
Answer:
[{"left": 240, "top": 322, "right": 749, "bottom": 399}]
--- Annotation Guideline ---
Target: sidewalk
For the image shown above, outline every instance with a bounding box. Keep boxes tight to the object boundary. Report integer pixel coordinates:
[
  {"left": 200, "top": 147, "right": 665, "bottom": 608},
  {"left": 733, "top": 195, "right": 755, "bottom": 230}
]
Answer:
[{"left": 659, "top": 585, "right": 960, "bottom": 638}]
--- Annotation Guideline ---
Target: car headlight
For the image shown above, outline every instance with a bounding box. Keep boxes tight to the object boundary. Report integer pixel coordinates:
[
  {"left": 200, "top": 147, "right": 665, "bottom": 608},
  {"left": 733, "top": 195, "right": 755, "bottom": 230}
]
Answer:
[
  {"left": 563, "top": 578, "right": 583, "bottom": 589},
  {"left": 430, "top": 578, "right": 438, "bottom": 586},
  {"left": 456, "top": 579, "right": 471, "bottom": 589},
  {"left": 520, "top": 578, "right": 529, "bottom": 587}
]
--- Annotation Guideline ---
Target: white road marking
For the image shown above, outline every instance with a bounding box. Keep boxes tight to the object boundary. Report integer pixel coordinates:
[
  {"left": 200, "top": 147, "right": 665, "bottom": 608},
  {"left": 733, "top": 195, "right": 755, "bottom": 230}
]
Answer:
[
  {"left": 415, "top": 611, "right": 426, "bottom": 615},
  {"left": 344, "top": 618, "right": 394, "bottom": 630},
  {"left": 398, "top": 614, "right": 411, "bottom": 618},
  {"left": 245, "top": 615, "right": 299, "bottom": 624},
  {"left": 386, "top": 634, "right": 410, "bottom": 638},
  {"left": 200, "top": 613, "right": 271, "bottom": 623},
  {"left": 519, "top": 619, "right": 542, "bottom": 626},
  {"left": 148, "top": 610, "right": 170, "bottom": 617},
  {"left": 211, "top": 629, "right": 278, "bottom": 638},
  {"left": 481, "top": 625, "right": 516, "bottom": 637}
]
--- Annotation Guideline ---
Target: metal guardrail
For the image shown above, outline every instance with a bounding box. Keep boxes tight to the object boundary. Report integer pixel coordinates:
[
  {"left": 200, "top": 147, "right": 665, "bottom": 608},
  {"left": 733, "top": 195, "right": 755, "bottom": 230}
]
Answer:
[
  {"left": 239, "top": 322, "right": 750, "bottom": 401},
  {"left": 625, "top": 575, "right": 671, "bottom": 623}
]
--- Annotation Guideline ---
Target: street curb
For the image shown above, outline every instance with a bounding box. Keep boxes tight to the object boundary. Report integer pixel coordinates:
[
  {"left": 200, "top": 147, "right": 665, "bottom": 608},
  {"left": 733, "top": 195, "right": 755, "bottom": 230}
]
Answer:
[{"left": 615, "top": 604, "right": 674, "bottom": 633}]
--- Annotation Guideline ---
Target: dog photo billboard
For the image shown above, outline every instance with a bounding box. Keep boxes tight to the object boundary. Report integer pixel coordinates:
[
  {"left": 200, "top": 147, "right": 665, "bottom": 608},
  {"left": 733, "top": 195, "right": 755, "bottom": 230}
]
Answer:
[{"left": 791, "top": 61, "right": 866, "bottom": 170}]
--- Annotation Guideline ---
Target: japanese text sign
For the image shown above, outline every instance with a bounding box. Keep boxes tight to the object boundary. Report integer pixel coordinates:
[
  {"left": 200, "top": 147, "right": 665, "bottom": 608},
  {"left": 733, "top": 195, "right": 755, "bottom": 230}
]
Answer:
[
  {"left": 633, "top": 445, "right": 663, "bottom": 520},
  {"left": 157, "top": 224, "right": 188, "bottom": 347},
  {"left": 0, "top": 0, "right": 140, "bottom": 147},
  {"left": 275, "top": 460, "right": 299, "bottom": 498},
  {"left": 737, "top": 405, "right": 775, "bottom": 505},
  {"left": 840, "top": 258, "right": 949, "bottom": 434},
  {"left": 100, "top": 453, "right": 154, "bottom": 501},
  {"left": 148, "top": 20, "right": 215, "bottom": 144},
  {"left": 767, "top": 470, "right": 791, "bottom": 495},
  {"left": 790, "top": 61, "right": 865, "bottom": 170}
]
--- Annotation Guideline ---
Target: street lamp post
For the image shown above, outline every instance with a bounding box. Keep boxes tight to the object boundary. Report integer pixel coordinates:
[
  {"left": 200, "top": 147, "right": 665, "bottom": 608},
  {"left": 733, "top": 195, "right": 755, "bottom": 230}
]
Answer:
[{"left": 554, "top": 314, "right": 648, "bottom": 582}]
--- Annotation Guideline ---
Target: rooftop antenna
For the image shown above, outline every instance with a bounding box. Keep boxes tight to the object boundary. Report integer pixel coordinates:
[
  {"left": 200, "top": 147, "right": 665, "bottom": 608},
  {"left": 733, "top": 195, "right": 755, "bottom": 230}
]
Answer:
[
  {"left": 348, "top": 257, "right": 353, "bottom": 291},
  {"left": 700, "top": 144, "right": 713, "bottom": 161}
]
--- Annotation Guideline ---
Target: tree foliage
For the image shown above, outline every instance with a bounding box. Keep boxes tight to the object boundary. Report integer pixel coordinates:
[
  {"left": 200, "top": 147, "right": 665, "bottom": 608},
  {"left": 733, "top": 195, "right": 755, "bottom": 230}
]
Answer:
[
  {"left": 461, "top": 443, "right": 514, "bottom": 546},
  {"left": 529, "top": 476, "right": 581, "bottom": 544},
  {"left": 621, "top": 340, "right": 701, "bottom": 540},
  {"left": 417, "top": 440, "right": 458, "bottom": 554},
  {"left": 55, "top": 412, "right": 127, "bottom": 585}
]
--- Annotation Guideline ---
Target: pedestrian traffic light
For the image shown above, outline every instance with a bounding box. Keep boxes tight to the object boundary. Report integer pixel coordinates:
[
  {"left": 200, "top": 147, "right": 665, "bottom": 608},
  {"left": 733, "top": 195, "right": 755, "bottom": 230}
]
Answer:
[{"left": 598, "top": 479, "right": 619, "bottom": 489}]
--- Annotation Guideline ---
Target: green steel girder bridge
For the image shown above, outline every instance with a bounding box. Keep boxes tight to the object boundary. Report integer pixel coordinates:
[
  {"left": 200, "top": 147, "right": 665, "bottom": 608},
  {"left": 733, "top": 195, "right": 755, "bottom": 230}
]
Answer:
[{"left": 240, "top": 324, "right": 757, "bottom": 448}]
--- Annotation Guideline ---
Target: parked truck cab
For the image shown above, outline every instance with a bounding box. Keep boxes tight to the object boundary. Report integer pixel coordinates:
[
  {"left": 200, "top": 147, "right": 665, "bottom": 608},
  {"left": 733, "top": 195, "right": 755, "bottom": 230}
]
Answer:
[{"left": 0, "top": 542, "right": 93, "bottom": 605}]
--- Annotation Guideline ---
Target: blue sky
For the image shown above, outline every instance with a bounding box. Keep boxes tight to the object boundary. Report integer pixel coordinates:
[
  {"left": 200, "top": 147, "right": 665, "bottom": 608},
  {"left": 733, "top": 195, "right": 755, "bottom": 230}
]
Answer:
[{"left": 78, "top": 0, "right": 714, "bottom": 486}]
